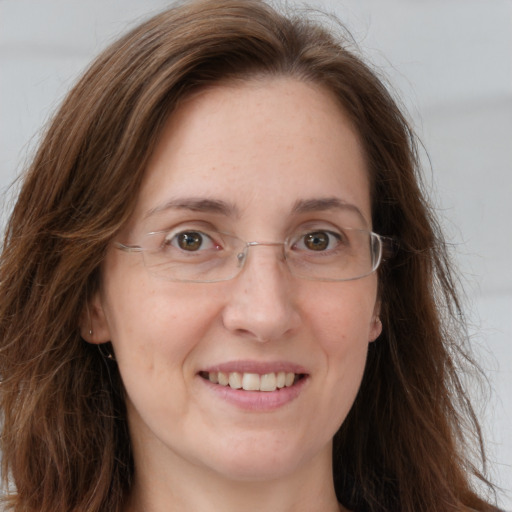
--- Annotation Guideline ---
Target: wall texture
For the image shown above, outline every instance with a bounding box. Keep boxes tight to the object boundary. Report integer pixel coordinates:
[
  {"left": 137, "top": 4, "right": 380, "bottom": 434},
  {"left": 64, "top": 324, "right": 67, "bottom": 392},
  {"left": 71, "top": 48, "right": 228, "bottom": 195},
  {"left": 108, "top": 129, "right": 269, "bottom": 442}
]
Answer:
[{"left": 1, "top": 0, "right": 511, "bottom": 507}]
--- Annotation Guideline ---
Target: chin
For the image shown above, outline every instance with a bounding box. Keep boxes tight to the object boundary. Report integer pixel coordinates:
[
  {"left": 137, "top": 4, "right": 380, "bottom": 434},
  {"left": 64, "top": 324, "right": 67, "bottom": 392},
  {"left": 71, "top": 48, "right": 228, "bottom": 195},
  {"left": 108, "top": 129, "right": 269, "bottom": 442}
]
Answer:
[{"left": 203, "top": 433, "right": 326, "bottom": 483}]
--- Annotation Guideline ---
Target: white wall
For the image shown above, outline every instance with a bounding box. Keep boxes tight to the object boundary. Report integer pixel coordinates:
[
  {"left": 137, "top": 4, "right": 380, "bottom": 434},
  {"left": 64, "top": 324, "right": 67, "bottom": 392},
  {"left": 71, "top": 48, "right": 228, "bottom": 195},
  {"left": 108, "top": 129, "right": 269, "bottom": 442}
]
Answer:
[{"left": 1, "top": 0, "right": 510, "bottom": 507}]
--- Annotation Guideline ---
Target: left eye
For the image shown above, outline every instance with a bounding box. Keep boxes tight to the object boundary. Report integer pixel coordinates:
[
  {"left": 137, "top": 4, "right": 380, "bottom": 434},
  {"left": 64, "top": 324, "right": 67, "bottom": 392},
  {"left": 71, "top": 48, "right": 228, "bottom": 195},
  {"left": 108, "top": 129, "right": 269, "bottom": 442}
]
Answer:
[
  {"left": 165, "top": 231, "right": 217, "bottom": 252},
  {"left": 294, "top": 230, "right": 341, "bottom": 252}
]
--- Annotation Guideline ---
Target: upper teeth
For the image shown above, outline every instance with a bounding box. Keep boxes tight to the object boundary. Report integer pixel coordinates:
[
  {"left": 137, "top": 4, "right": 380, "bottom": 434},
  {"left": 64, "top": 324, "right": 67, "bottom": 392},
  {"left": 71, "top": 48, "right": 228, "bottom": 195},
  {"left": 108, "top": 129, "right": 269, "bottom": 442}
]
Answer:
[{"left": 207, "top": 371, "right": 296, "bottom": 391}]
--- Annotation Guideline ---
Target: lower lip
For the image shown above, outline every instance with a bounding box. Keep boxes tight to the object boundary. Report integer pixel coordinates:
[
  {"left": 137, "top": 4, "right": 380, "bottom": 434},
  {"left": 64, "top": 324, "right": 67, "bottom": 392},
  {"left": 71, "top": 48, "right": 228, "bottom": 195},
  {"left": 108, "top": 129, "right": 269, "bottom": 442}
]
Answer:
[{"left": 199, "top": 375, "right": 308, "bottom": 411}]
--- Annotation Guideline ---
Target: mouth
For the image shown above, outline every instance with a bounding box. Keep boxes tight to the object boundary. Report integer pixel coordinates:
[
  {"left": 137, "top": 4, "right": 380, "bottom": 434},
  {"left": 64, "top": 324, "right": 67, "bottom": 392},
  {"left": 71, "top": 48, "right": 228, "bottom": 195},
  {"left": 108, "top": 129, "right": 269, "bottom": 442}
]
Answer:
[{"left": 198, "top": 371, "right": 307, "bottom": 392}]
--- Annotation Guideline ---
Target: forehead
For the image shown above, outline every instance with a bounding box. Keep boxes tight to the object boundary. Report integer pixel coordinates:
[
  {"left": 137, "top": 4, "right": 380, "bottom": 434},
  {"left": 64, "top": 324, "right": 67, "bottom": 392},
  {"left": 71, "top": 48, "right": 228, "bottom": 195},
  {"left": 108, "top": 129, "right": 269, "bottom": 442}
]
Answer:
[{"left": 132, "top": 77, "right": 371, "bottom": 230}]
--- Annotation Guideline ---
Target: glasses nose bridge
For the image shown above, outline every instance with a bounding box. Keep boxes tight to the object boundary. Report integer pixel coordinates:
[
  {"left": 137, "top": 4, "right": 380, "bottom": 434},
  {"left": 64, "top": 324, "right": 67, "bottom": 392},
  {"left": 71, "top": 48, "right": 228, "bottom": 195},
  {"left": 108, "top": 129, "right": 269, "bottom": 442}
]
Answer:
[
  {"left": 237, "top": 240, "right": 287, "bottom": 269},
  {"left": 246, "top": 240, "right": 286, "bottom": 249}
]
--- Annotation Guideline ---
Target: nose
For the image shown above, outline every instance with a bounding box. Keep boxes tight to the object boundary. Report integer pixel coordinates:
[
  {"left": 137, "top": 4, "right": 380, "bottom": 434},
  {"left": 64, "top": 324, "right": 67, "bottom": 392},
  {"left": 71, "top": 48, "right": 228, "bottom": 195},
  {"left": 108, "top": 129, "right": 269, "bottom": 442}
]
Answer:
[{"left": 221, "top": 244, "right": 301, "bottom": 342}]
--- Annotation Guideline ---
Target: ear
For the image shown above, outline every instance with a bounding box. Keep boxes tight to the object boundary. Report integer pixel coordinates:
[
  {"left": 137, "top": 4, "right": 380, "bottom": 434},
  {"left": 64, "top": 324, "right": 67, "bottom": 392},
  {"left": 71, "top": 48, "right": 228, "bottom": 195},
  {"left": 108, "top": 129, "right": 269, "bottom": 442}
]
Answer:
[
  {"left": 368, "top": 301, "right": 382, "bottom": 343},
  {"left": 80, "top": 291, "right": 111, "bottom": 345}
]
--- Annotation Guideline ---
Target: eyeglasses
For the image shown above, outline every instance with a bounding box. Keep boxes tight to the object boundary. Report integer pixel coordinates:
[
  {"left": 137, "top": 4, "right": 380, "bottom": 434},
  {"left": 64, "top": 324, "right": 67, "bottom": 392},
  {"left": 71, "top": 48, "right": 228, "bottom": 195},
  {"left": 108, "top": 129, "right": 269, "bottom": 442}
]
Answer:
[{"left": 115, "top": 227, "right": 394, "bottom": 283}]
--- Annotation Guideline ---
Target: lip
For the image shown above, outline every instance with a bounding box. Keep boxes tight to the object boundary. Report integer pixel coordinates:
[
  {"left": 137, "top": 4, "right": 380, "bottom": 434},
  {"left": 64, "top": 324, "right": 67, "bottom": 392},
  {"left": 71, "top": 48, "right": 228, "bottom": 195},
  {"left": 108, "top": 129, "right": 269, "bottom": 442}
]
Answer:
[
  {"left": 199, "top": 374, "right": 308, "bottom": 411},
  {"left": 200, "top": 360, "right": 308, "bottom": 374},
  {"left": 197, "top": 360, "right": 309, "bottom": 412}
]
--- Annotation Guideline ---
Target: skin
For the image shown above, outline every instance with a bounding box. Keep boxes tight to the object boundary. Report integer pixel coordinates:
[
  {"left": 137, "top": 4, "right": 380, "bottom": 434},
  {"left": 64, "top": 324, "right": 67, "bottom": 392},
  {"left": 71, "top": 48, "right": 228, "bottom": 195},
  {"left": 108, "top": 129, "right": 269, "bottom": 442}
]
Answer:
[{"left": 85, "top": 77, "right": 382, "bottom": 512}]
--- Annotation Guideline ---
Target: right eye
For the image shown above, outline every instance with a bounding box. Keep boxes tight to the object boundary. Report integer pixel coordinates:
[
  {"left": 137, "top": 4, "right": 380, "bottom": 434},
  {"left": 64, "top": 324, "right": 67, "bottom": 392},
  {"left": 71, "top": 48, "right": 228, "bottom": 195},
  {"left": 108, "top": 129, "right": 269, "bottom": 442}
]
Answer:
[
  {"left": 164, "top": 231, "right": 218, "bottom": 252},
  {"left": 293, "top": 230, "right": 343, "bottom": 253}
]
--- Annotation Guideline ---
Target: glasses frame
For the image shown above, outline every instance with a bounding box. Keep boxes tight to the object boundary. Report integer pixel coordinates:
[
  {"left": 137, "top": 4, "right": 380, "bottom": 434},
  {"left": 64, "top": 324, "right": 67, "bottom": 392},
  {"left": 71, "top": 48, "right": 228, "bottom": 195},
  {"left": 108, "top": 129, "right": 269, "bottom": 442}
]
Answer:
[{"left": 115, "top": 229, "right": 397, "bottom": 283}]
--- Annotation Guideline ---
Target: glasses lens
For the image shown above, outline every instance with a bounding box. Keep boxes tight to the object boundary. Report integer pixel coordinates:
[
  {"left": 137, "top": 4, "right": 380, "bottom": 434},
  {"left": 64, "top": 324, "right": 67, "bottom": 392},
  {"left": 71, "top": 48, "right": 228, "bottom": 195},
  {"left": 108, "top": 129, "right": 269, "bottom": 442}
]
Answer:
[
  {"left": 133, "top": 228, "right": 382, "bottom": 282},
  {"left": 142, "top": 230, "right": 245, "bottom": 282},
  {"left": 286, "top": 229, "right": 381, "bottom": 281}
]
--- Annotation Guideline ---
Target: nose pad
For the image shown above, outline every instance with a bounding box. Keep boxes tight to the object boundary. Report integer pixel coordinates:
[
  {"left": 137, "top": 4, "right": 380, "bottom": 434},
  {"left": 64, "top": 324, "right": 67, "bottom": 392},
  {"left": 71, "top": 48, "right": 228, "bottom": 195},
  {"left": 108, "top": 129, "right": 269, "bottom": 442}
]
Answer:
[
  {"left": 236, "top": 250, "right": 246, "bottom": 267},
  {"left": 222, "top": 243, "right": 300, "bottom": 342},
  {"left": 235, "top": 242, "right": 287, "bottom": 275}
]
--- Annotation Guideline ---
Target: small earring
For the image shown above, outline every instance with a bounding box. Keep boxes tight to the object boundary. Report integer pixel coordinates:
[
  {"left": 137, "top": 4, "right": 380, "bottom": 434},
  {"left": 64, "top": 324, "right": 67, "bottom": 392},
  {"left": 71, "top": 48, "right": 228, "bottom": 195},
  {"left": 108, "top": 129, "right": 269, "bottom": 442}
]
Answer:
[
  {"left": 86, "top": 302, "right": 93, "bottom": 338},
  {"left": 98, "top": 343, "right": 116, "bottom": 362}
]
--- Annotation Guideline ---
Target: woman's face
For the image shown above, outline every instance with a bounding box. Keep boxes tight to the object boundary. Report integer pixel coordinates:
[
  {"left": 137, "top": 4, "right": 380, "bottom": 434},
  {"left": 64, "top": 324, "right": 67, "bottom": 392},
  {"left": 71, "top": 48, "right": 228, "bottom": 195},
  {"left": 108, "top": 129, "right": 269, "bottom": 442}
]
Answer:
[{"left": 89, "top": 78, "right": 381, "bottom": 484}]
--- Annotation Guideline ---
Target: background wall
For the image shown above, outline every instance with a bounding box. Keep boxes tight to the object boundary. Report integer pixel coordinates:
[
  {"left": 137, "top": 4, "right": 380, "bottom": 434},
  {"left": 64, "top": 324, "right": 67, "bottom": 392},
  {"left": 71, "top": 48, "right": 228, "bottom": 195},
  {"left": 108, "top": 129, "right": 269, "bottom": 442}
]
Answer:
[{"left": 0, "top": 0, "right": 510, "bottom": 507}]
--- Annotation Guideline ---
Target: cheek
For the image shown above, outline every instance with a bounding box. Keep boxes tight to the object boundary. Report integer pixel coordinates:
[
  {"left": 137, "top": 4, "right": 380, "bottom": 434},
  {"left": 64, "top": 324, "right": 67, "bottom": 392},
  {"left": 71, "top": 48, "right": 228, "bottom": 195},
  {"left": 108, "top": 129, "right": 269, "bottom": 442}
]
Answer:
[
  {"left": 103, "top": 281, "right": 228, "bottom": 425},
  {"left": 101, "top": 270, "right": 226, "bottom": 374},
  {"left": 306, "top": 281, "right": 378, "bottom": 348},
  {"left": 319, "top": 307, "right": 370, "bottom": 391},
  {"left": 319, "top": 310, "right": 371, "bottom": 428},
  {"left": 304, "top": 281, "right": 377, "bottom": 403}
]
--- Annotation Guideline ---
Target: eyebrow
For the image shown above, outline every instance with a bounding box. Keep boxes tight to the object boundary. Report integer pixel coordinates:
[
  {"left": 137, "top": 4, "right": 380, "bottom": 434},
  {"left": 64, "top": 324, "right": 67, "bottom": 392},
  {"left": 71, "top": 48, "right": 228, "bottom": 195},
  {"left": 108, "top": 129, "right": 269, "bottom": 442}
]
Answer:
[
  {"left": 144, "top": 196, "right": 367, "bottom": 224},
  {"left": 144, "top": 197, "right": 240, "bottom": 219},
  {"left": 292, "top": 197, "right": 368, "bottom": 225}
]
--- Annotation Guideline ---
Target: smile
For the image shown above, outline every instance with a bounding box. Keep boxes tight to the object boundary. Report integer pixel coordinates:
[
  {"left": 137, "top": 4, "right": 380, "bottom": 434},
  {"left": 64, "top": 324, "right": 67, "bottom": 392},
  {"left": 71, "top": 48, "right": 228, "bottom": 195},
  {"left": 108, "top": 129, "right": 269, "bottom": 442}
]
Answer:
[{"left": 199, "top": 371, "right": 305, "bottom": 392}]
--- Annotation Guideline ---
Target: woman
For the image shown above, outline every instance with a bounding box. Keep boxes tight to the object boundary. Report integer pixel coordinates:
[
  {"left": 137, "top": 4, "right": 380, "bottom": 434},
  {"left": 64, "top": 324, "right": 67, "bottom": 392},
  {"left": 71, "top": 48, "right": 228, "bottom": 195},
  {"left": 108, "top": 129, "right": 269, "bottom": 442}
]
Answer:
[{"left": 0, "top": 0, "right": 500, "bottom": 511}]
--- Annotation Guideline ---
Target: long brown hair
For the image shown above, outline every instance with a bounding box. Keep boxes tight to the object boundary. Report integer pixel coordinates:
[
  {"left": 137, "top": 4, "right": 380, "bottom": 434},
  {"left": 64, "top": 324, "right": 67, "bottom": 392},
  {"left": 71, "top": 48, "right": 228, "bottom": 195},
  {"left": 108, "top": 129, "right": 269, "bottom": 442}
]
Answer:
[{"left": 0, "top": 1, "right": 498, "bottom": 510}]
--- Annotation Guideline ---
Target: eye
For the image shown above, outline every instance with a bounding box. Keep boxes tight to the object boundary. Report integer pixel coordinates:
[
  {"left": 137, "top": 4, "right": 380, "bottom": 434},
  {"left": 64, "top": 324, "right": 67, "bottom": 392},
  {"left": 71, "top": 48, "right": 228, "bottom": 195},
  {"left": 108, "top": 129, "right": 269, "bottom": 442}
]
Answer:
[
  {"left": 295, "top": 230, "right": 342, "bottom": 252},
  {"left": 164, "top": 231, "right": 218, "bottom": 252}
]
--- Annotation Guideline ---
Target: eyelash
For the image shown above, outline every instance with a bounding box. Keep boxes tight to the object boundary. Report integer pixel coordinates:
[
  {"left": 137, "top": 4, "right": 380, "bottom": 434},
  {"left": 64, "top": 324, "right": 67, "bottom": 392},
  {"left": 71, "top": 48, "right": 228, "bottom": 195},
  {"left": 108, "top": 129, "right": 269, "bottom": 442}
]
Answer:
[
  {"left": 159, "top": 225, "right": 348, "bottom": 253},
  {"left": 291, "top": 230, "right": 345, "bottom": 252},
  {"left": 163, "top": 230, "right": 219, "bottom": 252}
]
